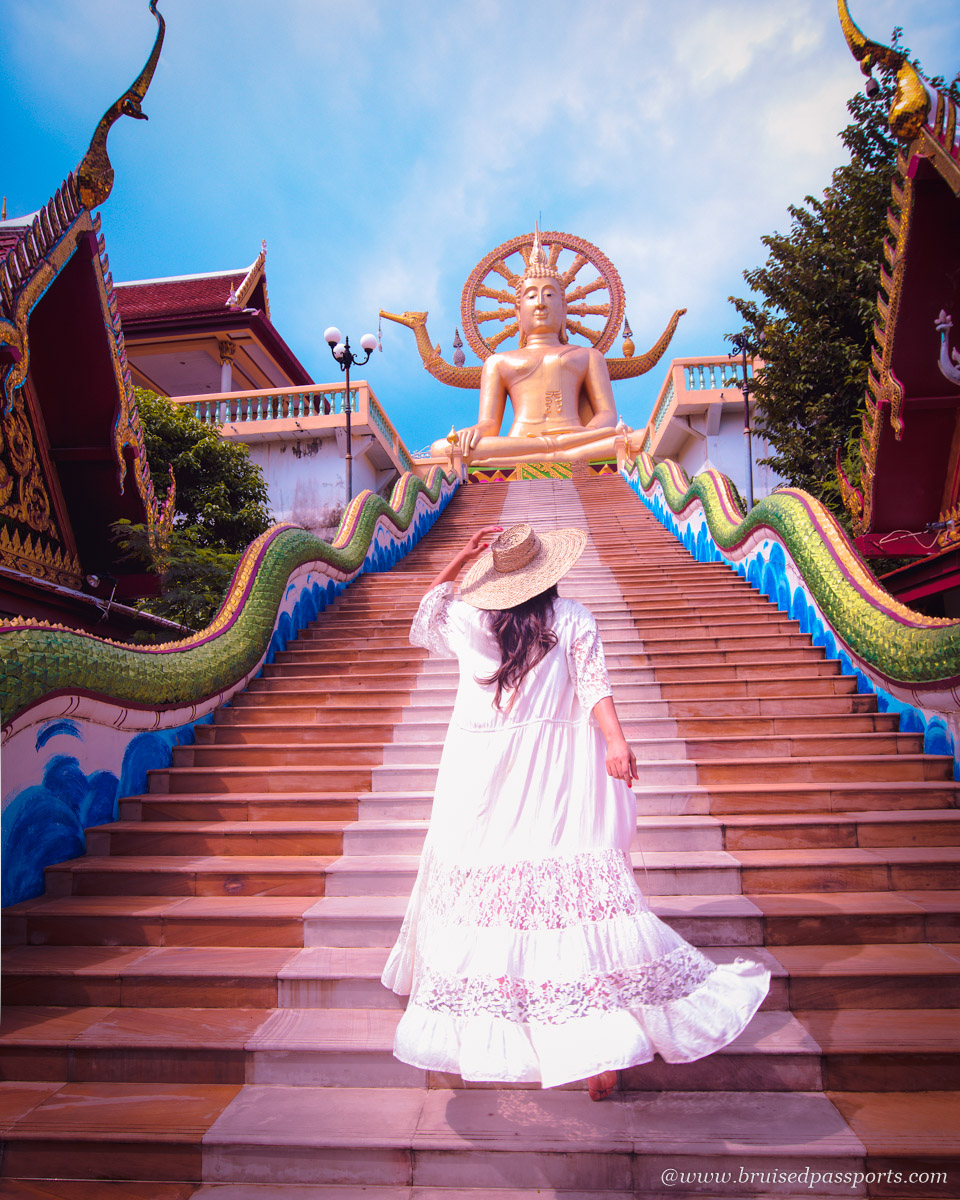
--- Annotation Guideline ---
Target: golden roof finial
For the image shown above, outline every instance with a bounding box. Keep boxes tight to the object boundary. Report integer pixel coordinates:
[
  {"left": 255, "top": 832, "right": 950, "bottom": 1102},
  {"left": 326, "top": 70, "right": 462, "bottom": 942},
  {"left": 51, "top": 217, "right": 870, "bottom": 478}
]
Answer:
[
  {"left": 837, "top": 0, "right": 929, "bottom": 140},
  {"left": 76, "top": 1, "right": 166, "bottom": 209},
  {"left": 1, "top": 197, "right": 6, "bottom": 221}
]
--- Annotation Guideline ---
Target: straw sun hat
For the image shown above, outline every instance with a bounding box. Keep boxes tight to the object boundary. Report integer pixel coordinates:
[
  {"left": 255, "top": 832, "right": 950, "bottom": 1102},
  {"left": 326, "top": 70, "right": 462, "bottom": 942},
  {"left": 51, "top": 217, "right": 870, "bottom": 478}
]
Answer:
[{"left": 459, "top": 522, "right": 587, "bottom": 610}]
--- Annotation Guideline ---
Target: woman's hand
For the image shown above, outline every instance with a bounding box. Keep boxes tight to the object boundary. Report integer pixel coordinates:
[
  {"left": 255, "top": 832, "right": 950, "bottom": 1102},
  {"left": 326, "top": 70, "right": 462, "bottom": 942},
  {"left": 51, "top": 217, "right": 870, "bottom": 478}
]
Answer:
[
  {"left": 426, "top": 525, "right": 503, "bottom": 591},
  {"left": 458, "top": 526, "right": 504, "bottom": 568},
  {"left": 605, "top": 736, "right": 638, "bottom": 785}
]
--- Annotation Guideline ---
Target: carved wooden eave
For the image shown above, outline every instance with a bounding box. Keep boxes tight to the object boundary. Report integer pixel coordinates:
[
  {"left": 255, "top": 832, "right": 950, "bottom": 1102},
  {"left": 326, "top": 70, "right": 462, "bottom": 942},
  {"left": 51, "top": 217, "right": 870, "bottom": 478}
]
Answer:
[{"left": 837, "top": 0, "right": 960, "bottom": 552}]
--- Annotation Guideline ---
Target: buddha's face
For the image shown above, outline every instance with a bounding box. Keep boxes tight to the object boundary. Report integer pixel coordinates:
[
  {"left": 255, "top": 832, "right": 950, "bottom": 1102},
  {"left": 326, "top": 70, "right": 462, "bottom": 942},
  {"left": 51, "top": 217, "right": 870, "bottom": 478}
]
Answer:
[{"left": 517, "top": 277, "right": 565, "bottom": 339}]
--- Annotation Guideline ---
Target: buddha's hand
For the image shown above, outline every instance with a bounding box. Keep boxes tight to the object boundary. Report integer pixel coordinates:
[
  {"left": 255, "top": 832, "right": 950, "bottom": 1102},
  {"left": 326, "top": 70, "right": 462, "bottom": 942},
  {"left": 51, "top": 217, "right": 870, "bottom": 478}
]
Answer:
[{"left": 456, "top": 424, "right": 489, "bottom": 456}]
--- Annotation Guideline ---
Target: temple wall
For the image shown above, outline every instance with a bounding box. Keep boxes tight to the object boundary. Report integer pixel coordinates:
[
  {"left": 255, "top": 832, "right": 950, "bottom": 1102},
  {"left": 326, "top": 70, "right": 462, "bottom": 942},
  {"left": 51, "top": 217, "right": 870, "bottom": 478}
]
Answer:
[
  {"left": 673, "top": 410, "right": 785, "bottom": 502},
  {"left": 248, "top": 436, "right": 391, "bottom": 532}
]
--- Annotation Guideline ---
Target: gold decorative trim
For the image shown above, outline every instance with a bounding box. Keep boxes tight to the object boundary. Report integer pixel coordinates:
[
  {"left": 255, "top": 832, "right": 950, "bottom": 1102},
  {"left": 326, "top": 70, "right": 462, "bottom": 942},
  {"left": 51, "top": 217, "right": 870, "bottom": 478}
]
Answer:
[
  {"left": 0, "top": 523, "right": 82, "bottom": 589},
  {"left": 0, "top": 188, "right": 85, "bottom": 411},
  {"left": 234, "top": 239, "right": 269, "bottom": 318}
]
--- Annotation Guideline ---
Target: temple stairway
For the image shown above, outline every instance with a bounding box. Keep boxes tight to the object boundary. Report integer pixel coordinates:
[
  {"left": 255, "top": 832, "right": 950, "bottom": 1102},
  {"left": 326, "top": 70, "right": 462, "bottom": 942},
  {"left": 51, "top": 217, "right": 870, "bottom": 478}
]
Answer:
[{"left": 1, "top": 473, "right": 958, "bottom": 1199}]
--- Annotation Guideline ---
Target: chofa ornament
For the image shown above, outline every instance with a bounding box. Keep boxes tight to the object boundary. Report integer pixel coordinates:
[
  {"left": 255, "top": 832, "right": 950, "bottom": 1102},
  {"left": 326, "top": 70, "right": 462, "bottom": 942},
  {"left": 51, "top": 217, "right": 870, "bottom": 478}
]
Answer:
[{"left": 936, "top": 311, "right": 960, "bottom": 388}]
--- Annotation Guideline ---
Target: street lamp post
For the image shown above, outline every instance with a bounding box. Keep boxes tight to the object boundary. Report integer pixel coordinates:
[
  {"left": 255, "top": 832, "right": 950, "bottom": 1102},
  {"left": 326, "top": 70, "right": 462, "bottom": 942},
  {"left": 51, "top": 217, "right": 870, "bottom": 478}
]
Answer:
[
  {"left": 727, "top": 331, "right": 763, "bottom": 511},
  {"left": 323, "top": 327, "right": 378, "bottom": 508}
]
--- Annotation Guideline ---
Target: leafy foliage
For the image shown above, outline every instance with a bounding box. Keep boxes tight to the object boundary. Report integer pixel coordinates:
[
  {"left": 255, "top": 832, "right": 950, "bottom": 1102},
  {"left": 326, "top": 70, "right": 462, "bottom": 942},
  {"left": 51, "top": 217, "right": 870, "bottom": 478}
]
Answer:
[
  {"left": 133, "top": 388, "right": 272, "bottom": 551},
  {"left": 113, "top": 520, "right": 243, "bottom": 632},
  {"left": 114, "top": 389, "right": 273, "bottom": 631},
  {"left": 729, "top": 61, "right": 902, "bottom": 516}
]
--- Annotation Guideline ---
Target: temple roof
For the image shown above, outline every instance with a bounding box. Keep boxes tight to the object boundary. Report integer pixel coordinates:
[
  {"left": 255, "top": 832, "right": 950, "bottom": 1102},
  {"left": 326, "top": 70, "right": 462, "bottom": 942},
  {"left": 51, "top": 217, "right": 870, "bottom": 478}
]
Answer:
[
  {"left": 0, "top": 212, "right": 39, "bottom": 257},
  {"left": 116, "top": 269, "right": 248, "bottom": 320},
  {"left": 115, "top": 242, "right": 271, "bottom": 324}
]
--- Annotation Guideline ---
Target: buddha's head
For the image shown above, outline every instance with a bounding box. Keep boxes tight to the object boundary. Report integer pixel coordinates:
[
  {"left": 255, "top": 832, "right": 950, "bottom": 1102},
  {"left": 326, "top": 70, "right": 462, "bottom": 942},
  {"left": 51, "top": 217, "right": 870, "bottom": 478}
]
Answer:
[{"left": 516, "top": 226, "right": 567, "bottom": 347}]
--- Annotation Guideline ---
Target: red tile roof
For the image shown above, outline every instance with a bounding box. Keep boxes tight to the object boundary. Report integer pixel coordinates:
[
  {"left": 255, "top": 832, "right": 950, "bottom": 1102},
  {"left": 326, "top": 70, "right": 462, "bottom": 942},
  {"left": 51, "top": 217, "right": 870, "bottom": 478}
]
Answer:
[
  {"left": 115, "top": 271, "right": 248, "bottom": 321},
  {"left": 0, "top": 228, "right": 25, "bottom": 256},
  {"left": 0, "top": 216, "right": 37, "bottom": 260}
]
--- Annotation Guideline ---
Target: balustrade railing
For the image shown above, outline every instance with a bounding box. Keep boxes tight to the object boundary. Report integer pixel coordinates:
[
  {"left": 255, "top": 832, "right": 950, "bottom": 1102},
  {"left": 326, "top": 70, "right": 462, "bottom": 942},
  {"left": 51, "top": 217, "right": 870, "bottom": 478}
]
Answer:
[
  {"left": 182, "top": 385, "right": 359, "bottom": 426},
  {"left": 167, "top": 381, "right": 416, "bottom": 475},
  {"left": 683, "top": 359, "right": 754, "bottom": 391}
]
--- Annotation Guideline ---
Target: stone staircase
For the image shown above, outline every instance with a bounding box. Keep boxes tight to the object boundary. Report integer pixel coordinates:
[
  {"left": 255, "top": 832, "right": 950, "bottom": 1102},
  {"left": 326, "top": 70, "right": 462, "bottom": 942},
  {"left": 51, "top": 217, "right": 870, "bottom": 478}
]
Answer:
[{"left": 1, "top": 474, "right": 958, "bottom": 1199}]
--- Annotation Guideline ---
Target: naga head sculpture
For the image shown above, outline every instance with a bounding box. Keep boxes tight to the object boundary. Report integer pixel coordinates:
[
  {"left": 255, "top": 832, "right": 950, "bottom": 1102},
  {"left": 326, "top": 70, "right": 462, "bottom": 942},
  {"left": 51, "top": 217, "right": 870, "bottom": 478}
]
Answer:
[
  {"left": 837, "top": 0, "right": 930, "bottom": 141},
  {"left": 76, "top": 1, "right": 166, "bottom": 209}
]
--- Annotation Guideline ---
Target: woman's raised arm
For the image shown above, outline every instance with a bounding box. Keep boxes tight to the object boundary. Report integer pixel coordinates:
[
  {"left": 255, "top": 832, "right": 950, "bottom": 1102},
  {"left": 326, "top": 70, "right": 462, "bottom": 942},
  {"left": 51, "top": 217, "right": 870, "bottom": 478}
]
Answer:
[{"left": 425, "top": 526, "right": 503, "bottom": 594}]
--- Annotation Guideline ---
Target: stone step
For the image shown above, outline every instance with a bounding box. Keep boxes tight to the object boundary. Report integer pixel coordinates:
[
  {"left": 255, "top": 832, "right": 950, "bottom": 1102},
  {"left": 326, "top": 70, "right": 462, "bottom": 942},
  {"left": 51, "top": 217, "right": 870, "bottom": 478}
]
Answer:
[
  {"left": 368, "top": 754, "right": 953, "bottom": 793},
  {"left": 119, "top": 792, "right": 361, "bottom": 822},
  {"left": 173, "top": 744, "right": 388, "bottom": 769},
  {"left": 248, "top": 657, "right": 845, "bottom": 692},
  {"left": 776, "top": 943, "right": 960, "bottom": 1009},
  {"left": 203, "top": 711, "right": 901, "bottom": 747},
  {"left": 173, "top": 731, "right": 927, "bottom": 770},
  {"left": 84, "top": 821, "right": 349, "bottom": 858},
  {"left": 295, "top": 778, "right": 960, "bottom": 821},
  {"left": 3, "top": 895, "right": 319, "bottom": 949},
  {"left": 277, "top": 630, "right": 814, "bottom": 663},
  {"left": 225, "top": 681, "right": 878, "bottom": 715},
  {"left": 655, "top": 675, "right": 859, "bottom": 700},
  {"left": 265, "top": 647, "right": 832, "bottom": 680},
  {"left": 39, "top": 841, "right": 954, "bottom": 906},
  {"left": 383, "top": 732, "right": 924, "bottom": 763},
  {"left": 42, "top": 854, "right": 336, "bottom": 898},
  {"left": 218, "top": 690, "right": 881, "bottom": 724},
  {"left": 13, "top": 1005, "right": 946, "bottom": 1094},
  {"left": 632, "top": 779, "right": 960, "bottom": 815},
  {"left": 794, "top": 1008, "right": 960, "bottom": 1090},
  {"left": 296, "top": 606, "right": 799, "bottom": 639},
  {"left": 8, "top": 1082, "right": 946, "bottom": 1191},
  {"left": 260, "top": 660, "right": 424, "bottom": 679},
  {"left": 150, "top": 766, "right": 374, "bottom": 794},
  {"left": 325, "top": 846, "right": 960, "bottom": 897},
  {"left": 196, "top": 721, "right": 398, "bottom": 745},
  {"left": 719, "top": 809, "right": 960, "bottom": 850},
  {"left": 753, "top": 890, "right": 960, "bottom": 944},
  {"left": 42, "top": 943, "right": 778, "bottom": 1013},
  {"left": 342, "top": 808, "right": 960, "bottom": 853},
  {"left": 301, "top": 890, "right": 960, "bottom": 950}
]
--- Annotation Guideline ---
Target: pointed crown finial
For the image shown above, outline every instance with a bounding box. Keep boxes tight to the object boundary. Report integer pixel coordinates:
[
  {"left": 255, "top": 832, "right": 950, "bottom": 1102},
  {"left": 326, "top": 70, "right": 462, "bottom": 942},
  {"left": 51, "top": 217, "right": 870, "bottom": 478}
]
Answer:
[{"left": 516, "top": 222, "right": 563, "bottom": 298}]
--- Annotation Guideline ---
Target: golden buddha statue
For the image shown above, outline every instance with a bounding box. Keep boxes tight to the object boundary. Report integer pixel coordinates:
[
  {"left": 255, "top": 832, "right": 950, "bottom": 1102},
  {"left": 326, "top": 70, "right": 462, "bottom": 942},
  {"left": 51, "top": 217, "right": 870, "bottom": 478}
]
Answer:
[
  {"left": 381, "top": 227, "right": 685, "bottom": 468},
  {"left": 428, "top": 230, "right": 623, "bottom": 465}
]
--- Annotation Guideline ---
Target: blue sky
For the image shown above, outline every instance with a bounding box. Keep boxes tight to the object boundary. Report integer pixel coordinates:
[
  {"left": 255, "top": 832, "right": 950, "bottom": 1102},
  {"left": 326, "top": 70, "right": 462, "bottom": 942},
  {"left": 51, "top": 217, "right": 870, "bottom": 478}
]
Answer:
[{"left": 4, "top": 0, "right": 959, "bottom": 455}]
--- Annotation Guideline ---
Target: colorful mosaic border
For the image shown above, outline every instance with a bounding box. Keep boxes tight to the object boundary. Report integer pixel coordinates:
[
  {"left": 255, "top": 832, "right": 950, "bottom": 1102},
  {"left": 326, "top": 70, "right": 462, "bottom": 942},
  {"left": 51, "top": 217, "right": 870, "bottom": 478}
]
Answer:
[{"left": 467, "top": 460, "right": 618, "bottom": 483}]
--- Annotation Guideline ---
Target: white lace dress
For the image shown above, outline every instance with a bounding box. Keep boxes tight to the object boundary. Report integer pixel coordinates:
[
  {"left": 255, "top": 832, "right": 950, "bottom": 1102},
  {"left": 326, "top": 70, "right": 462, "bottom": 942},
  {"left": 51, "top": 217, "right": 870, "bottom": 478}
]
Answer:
[{"left": 381, "top": 582, "right": 770, "bottom": 1087}]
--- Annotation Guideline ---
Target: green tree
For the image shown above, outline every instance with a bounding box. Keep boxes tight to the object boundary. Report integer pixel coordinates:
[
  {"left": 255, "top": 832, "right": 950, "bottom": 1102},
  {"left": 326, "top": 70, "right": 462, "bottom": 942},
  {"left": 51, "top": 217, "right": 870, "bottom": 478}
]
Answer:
[
  {"left": 115, "top": 389, "right": 273, "bottom": 631},
  {"left": 728, "top": 60, "right": 902, "bottom": 516},
  {"left": 133, "top": 387, "right": 271, "bottom": 551}
]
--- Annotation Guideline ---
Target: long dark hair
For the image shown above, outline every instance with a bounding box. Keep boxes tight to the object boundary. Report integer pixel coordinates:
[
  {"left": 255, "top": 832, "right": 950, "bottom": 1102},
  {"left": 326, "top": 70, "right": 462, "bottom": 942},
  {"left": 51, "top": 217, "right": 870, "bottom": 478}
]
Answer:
[{"left": 479, "top": 584, "right": 558, "bottom": 710}]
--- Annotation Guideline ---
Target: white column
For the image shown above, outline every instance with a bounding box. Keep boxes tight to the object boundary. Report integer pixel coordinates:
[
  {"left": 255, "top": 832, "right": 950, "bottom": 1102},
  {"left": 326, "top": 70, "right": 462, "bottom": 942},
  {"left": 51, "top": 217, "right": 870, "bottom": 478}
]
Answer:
[{"left": 218, "top": 339, "right": 237, "bottom": 422}]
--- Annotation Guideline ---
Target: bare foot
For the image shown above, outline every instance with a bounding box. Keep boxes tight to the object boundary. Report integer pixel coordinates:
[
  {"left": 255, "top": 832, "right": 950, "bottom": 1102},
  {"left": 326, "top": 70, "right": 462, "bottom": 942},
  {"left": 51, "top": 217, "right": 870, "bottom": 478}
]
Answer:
[{"left": 587, "top": 1070, "right": 617, "bottom": 1101}]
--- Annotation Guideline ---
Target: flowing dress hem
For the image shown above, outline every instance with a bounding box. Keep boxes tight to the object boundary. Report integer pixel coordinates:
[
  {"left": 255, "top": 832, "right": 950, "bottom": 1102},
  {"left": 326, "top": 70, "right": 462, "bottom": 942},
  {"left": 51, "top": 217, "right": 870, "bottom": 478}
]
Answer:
[{"left": 389, "top": 959, "right": 771, "bottom": 1089}]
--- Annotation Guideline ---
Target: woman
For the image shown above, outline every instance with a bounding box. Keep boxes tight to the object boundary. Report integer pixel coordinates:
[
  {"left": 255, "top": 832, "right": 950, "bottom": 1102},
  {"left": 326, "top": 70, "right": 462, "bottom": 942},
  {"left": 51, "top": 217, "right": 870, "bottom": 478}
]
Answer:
[{"left": 382, "top": 522, "right": 770, "bottom": 1100}]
